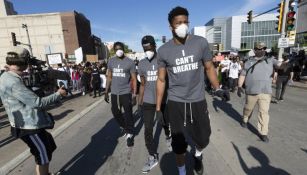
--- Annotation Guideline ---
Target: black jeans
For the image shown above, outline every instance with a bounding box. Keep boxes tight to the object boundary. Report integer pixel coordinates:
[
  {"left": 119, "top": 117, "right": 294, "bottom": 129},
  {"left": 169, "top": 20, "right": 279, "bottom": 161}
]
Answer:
[
  {"left": 111, "top": 94, "right": 134, "bottom": 134},
  {"left": 228, "top": 78, "right": 238, "bottom": 91},
  {"left": 92, "top": 82, "right": 101, "bottom": 97},
  {"left": 221, "top": 72, "right": 228, "bottom": 89},
  {"left": 143, "top": 103, "right": 170, "bottom": 156},
  {"left": 276, "top": 76, "right": 289, "bottom": 100}
]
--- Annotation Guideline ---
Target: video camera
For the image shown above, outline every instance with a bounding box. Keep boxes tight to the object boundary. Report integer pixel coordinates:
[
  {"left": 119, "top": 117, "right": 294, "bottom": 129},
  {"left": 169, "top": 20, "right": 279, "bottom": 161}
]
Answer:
[{"left": 23, "top": 57, "right": 70, "bottom": 97}]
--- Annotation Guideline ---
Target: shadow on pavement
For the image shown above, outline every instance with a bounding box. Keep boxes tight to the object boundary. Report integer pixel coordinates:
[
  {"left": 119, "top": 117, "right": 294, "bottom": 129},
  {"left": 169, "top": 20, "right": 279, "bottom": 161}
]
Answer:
[
  {"left": 212, "top": 97, "right": 259, "bottom": 137},
  {"left": 301, "top": 148, "right": 307, "bottom": 154},
  {"left": 53, "top": 109, "right": 74, "bottom": 121},
  {"left": 0, "top": 135, "right": 16, "bottom": 148},
  {"left": 232, "top": 142, "right": 290, "bottom": 175},
  {"left": 59, "top": 118, "right": 120, "bottom": 175},
  {"left": 159, "top": 151, "right": 195, "bottom": 175}
]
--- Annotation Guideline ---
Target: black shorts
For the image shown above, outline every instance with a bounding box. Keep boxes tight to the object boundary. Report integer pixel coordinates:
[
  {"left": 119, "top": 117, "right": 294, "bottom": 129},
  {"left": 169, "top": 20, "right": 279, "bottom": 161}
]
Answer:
[
  {"left": 167, "top": 100, "right": 211, "bottom": 154},
  {"left": 21, "top": 130, "right": 57, "bottom": 165}
]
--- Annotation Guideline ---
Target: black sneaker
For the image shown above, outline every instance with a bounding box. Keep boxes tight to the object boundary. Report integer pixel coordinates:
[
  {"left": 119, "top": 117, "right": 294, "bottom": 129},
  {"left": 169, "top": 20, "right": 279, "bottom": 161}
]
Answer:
[
  {"left": 279, "top": 98, "right": 284, "bottom": 102},
  {"left": 241, "top": 122, "right": 247, "bottom": 128},
  {"left": 193, "top": 155, "right": 203, "bottom": 175},
  {"left": 260, "top": 135, "right": 269, "bottom": 143},
  {"left": 127, "top": 137, "right": 134, "bottom": 147}
]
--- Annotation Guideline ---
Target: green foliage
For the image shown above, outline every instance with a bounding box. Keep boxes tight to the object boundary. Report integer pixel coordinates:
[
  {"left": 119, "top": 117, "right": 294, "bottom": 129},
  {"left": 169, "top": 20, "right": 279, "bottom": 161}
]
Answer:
[{"left": 109, "top": 43, "right": 133, "bottom": 56}]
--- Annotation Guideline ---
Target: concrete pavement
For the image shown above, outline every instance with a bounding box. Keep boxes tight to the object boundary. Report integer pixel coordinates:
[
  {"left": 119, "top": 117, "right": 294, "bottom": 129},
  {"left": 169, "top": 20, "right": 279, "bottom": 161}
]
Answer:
[
  {"left": 4, "top": 85, "right": 307, "bottom": 175},
  {"left": 0, "top": 93, "right": 103, "bottom": 174}
]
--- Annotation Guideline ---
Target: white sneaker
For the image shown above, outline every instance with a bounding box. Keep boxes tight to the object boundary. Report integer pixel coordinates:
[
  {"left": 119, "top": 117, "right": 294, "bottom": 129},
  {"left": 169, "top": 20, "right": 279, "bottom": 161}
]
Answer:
[
  {"left": 82, "top": 92, "right": 85, "bottom": 96},
  {"left": 142, "top": 155, "right": 158, "bottom": 173},
  {"left": 166, "top": 137, "right": 172, "bottom": 152}
]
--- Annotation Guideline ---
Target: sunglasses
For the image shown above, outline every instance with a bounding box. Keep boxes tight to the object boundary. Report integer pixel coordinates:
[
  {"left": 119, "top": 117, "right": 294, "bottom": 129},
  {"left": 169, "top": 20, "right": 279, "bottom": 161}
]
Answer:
[{"left": 254, "top": 48, "right": 266, "bottom": 51}]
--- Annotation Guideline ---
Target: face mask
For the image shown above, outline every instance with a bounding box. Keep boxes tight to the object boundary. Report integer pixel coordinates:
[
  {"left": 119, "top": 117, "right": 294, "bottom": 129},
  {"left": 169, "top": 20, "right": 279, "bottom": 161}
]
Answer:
[
  {"left": 145, "top": 51, "right": 155, "bottom": 60},
  {"left": 175, "top": 24, "right": 189, "bottom": 38},
  {"left": 116, "top": 49, "right": 124, "bottom": 57},
  {"left": 254, "top": 50, "right": 265, "bottom": 58}
]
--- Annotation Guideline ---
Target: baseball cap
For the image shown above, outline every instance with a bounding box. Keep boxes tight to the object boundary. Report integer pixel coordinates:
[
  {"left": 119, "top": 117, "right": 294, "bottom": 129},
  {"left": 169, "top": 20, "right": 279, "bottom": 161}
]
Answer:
[
  {"left": 141, "top": 35, "right": 156, "bottom": 47},
  {"left": 254, "top": 42, "right": 267, "bottom": 50}
]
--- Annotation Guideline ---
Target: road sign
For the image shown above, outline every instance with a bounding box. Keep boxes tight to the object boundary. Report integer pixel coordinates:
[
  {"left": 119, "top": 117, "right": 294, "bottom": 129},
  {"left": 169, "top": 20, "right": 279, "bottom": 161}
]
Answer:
[
  {"left": 278, "top": 37, "right": 289, "bottom": 48},
  {"left": 288, "top": 30, "right": 296, "bottom": 45}
]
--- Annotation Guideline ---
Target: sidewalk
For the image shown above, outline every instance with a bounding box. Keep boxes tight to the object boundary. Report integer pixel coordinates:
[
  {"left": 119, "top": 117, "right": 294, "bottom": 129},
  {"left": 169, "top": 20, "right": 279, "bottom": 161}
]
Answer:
[
  {"left": 0, "top": 93, "right": 103, "bottom": 174},
  {"left": 289, "top": 80, "right": 307, "bottom": 89},
  {"left": 272, "top": 80, "right": 307, "bottom": 90}
]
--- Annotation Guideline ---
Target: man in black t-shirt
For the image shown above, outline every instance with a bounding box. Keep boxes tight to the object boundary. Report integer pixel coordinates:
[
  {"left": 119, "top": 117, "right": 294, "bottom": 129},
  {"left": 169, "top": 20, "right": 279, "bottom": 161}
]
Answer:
[
  {"left": 273, "top": 55, "right": 294, "bottom": 103},
  {"left": 91, "top": 66, "right": 102, "bottom": 98}
]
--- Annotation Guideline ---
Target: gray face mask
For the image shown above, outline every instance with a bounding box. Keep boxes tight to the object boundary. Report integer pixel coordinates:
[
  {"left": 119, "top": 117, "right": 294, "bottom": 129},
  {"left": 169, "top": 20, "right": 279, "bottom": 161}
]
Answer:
[{"left": 254, "top": 50, "right": 266, "bottom": 58}]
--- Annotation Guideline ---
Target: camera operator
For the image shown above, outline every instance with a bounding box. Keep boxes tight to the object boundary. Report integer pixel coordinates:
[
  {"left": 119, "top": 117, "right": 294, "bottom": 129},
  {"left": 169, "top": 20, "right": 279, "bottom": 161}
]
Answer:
[
  {"left": 237, "top": 42, "right": 288, "bottom": 143},
  {"left": 0, "top": 47, "right": 67, "bottom": 175}
]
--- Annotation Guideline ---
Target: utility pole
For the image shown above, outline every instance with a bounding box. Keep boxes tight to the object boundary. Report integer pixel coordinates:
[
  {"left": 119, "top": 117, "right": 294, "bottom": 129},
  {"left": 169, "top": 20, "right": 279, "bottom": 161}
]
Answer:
[
  {"left": 22, "top": 24, "right": 33, "bottom": 56},
  {"left": 278, "top": 0, "right": 290, "bottom": 60}
]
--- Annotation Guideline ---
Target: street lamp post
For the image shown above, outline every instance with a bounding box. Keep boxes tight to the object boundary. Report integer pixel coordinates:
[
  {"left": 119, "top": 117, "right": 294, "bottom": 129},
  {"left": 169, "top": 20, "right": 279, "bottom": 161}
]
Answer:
[{"left": 22, "top": 24, "right": 33, "bottom": 56}]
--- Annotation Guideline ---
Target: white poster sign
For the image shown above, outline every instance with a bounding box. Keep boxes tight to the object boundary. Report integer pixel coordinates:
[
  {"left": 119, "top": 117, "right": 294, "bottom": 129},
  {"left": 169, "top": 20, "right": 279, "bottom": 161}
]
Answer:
[
  {"left": 75, "top": 47, "right": 83, "bottom": 64},
  {"left": 47, "top": 53, "right": 63, "bottom": 65},
  {"left": 278, "top": 38, "right": 289, "bottom": 48}
]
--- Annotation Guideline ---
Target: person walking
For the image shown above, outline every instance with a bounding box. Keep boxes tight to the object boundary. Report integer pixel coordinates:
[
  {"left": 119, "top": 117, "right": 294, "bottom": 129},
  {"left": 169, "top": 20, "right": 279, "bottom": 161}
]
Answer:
[
  {"left": 272, "top": 54, "right": 294, "bottom": 103},
  {"left": 156, "top": 6, "right": 229, "bottom": 175},
  {"left": 104, "top": 41, "right": 137, "bottom": 147},
  {"left": 91, "top": 66, "right": 102, "bottom": 98},
  {"left": 228, "top": 57, "right": 242, "bottom": 92},
  {"left": 138, "top": 35, "right": 172, "bottom": 173},
  {"left": 237, "top": 42, "right": 289, "bottom": 142}
]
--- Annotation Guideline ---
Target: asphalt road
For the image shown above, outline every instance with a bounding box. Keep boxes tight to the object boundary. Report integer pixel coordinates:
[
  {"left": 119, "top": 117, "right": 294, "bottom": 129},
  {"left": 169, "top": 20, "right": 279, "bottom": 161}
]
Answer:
[{"left": 7, "top": 86, "right": 307, "bottom": 175}]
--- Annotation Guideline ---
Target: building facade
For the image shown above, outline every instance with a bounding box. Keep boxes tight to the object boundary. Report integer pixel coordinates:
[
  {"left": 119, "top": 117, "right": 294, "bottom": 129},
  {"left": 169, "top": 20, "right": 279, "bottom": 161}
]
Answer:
[
  {"left": 0, "top": 0, "right": 17, "bottom": 17},
  {"left": 0, "top": 13, "right": 65, "bottom": 67},
  {"left": 204, "top": 13, "right": 280, "bottom": 51},
  {"left": 297, "top": 0, "right": 307, "bottom": 47},
  {"left": 191, "top": 26, "right": 207, "bottom": 39},
  {"left": 0, "top": 10, "right": 102, "bottom": 68}
]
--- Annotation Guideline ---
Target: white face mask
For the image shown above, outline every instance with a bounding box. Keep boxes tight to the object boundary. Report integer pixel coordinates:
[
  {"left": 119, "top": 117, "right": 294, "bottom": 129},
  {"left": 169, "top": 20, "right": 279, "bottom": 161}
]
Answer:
[
  {"left": 115, "top": 50, "right": 124, "bottom": 57},
  {"left": 145, "top": 51, "right": 155, "bottom": 60},
  {"left": 175, "top": 24, "right": 189, "bottom": 38}
]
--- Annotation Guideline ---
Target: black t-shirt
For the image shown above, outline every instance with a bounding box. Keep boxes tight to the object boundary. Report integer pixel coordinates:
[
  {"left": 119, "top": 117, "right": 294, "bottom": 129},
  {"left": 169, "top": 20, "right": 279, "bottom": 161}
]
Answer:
[
  {"left": 92, "top": 70, "right": 101, "bottom": 83},
  {"left": 277, "top": 63, "right": 293, "bottom": 77}
]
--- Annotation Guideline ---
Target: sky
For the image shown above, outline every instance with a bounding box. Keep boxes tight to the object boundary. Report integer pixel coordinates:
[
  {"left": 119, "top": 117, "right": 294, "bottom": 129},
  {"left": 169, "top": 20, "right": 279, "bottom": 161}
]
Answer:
[{"left": 11, "top": 0, "right": 280, "bottom": 52}]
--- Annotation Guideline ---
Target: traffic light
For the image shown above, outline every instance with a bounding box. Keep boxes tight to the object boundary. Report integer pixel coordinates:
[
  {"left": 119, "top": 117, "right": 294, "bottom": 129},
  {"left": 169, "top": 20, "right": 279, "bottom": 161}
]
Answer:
[
  {"left": 275, "top": 1, "right": 284, "bottom": 33},
  {"left": 247, "top": 10, "right": 253, "bottom": 24},
  {"left": 11, "top": 32, "right": 17, "bottom": 46},
  {"left": 162, "top": 36, "right": 166, "bottom": 43},
  {"left": 286, "top": 11, "right": 296, "bottom": 31},
  {"left": 286, "top": 0, "right": 296, "bottom": 32}
]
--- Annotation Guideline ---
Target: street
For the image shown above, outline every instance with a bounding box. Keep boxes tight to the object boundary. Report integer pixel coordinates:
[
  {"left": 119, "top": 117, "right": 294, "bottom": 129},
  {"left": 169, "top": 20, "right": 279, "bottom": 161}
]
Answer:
[{"left": 4, "top": 86, "right": 307, "bottom": 175}]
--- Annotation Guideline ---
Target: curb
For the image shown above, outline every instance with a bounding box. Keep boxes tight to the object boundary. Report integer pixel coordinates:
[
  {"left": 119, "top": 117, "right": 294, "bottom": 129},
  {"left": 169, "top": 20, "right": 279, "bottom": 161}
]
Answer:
[
  {"left": 272, "top": 84, "right": 307, "bottom": 90},
  {"left": 0, "top": 99, "right": 103, "bottom": 175},
  {"left": 288, "top": 84, "right": 307, "bottom": 90}
]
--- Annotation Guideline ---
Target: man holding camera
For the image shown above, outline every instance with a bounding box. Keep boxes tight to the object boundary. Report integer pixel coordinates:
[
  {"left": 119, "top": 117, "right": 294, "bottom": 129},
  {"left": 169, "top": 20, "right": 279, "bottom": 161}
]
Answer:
[
  {"left": 237, "top": 42, "right": 287, "bottom": 143},
  {"left": 0, "top": 47, "right": 67, "bottom": 175}
]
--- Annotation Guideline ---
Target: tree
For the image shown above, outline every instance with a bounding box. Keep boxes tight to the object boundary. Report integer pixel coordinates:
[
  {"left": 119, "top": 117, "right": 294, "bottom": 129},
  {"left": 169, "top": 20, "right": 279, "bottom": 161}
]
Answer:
[{"left": 109, "top": 43, "right": 133, "bottom": 56}]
